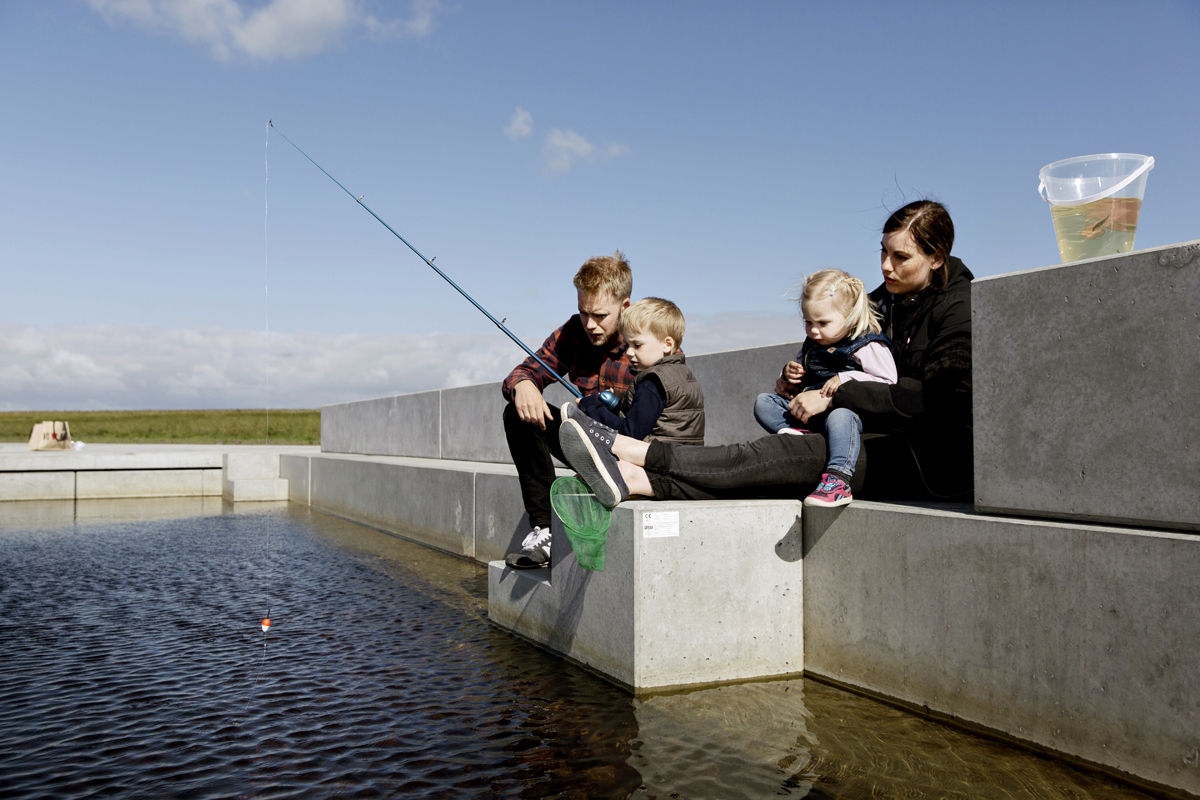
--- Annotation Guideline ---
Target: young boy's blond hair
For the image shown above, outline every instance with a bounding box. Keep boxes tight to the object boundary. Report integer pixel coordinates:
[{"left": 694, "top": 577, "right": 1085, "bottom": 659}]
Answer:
[
  {"left": 573, "top": 250, "right": 633, "bottom": 301},
  {"left": 619, "top": 297, "right": 686, "bottom": 347}
]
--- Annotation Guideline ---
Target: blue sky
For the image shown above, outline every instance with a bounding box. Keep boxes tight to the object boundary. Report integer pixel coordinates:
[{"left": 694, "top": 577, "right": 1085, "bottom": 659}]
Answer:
[{"left": 2, "top": 0, "right": 1198, "bottom": 410}]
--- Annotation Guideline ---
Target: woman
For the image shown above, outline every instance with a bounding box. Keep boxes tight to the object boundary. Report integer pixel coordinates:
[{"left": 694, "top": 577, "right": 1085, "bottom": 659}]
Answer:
[{"left": 560, "top": 200, "right": 974, "bottom": 504}]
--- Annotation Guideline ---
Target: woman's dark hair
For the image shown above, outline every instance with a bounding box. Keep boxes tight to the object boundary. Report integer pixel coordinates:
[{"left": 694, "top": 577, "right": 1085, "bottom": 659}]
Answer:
[{"left": 883, "top": 200, "right": 954, "bottom": 288}]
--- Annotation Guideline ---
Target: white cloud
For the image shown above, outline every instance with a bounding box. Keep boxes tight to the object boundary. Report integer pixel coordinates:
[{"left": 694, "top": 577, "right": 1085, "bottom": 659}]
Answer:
[
  {"left": 543, "top": 128, "right": 628, "bottom": 174},
  {"left": 504, "top": 107, "right": 533, "bottom": 141},
  {"left": 543, "top": 129, "right": 594, "bottom": 173},
  {"left": 83, "top": 0, "right": 437, "bottom": 61},
  {"left": 0, "top": 323, "right": 519, "bottom": 410}
]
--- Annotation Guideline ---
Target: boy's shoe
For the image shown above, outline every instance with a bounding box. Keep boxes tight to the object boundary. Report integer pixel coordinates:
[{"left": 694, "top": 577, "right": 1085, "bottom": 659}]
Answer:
[
  {"left": 504, "top": 526, "right": 551, "bottom": 569},
  {"left": 558, "top": 418, "right": 628, "bottom": 508},
  {"left": 804, "top": 472, "right": 853, "bottom": 508}
]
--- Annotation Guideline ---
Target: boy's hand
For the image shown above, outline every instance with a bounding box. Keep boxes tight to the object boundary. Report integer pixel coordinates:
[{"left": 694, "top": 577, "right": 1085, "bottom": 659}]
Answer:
[
  {"left": 820, "top": 375, "right": 841, "bottom": 397},
  {"left": 782, "top": 361, "right": 805, "bottom": 384},
  {"left": 514, "top": 380, "right": 553, "bottom": 429}
]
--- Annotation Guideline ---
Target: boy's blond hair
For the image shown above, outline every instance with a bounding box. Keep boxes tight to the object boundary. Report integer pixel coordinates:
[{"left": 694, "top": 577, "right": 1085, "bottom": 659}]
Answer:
[
  {"left": 619, "top": 297, "right": 686, "bottom": 347},
  {"left": 801, "top": 269, "right": 882, "bottom": 340},
  {"left": 573, "top": 250, "right": 633, "bottom": 301}
]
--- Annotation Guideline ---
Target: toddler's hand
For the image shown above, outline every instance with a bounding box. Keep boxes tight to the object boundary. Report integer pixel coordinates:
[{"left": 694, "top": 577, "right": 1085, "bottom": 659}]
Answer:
[
  {"left": 782, "top": 361, "right": 805, "bottom": 383},
  {"left": 820, "top": 375, "right": 841, "bottom": 397}
]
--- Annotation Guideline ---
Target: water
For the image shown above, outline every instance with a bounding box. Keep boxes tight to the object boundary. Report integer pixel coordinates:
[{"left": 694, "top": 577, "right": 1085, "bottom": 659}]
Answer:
[
  {"left": 0, "top": 501, "right": 1162, "bottom": 799},
  {"left": 1051, "top": 197, "right": 1141, "bottom": 262}
]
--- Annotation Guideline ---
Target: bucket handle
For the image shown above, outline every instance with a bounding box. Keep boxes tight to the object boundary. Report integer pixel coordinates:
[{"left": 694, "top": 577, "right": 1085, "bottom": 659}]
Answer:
[{"left": 1038, "top": 156, "right": 1155, "bottom": 205}]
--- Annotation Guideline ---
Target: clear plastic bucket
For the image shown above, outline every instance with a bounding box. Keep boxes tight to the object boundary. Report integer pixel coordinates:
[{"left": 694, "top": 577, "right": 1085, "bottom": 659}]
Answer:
[{"left": 1038, "top": 153, "right": 1153, "bottom": 263}]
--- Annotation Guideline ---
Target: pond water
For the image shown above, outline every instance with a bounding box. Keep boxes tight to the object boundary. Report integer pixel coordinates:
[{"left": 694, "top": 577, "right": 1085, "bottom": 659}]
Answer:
[{"left": 0, "top": 500, "right": 1161, "bottom": 799}]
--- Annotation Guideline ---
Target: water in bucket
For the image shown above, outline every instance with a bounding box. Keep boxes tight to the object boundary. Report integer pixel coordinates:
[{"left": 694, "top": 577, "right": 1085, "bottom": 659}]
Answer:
[{"left": 1039, "top": 153, "right": 1153, "bottom": 263}]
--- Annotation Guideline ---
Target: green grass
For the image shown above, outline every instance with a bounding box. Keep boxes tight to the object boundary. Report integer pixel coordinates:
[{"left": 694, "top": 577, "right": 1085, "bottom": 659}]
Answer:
[{"left": 0, "top": 409, "right": 320, "bottom": 445}]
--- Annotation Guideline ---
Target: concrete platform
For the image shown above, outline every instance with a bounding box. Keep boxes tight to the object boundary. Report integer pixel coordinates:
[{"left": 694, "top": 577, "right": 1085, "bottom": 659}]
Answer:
[
  {"left": 973, "top": 239, "right": 1200, "bottom": 531},
  {"left": 488, "top": 499, "right": 805, "bottom": 691},
  {"left": 0, "top": 443, "right": 318, "bottom": 502},
  {"left": 803, "top": 500, "right": 1200, "bottom": 796}
]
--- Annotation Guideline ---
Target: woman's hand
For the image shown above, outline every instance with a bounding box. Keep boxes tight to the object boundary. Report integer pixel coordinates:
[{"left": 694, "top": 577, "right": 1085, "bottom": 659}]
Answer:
[
  {"left": 773, "top": 378, "right": 797, "bottom": 399},
  {"left": 820, "top": 375, "right": 841, "bottom": 397},
  {"left": 789, "top": 390, "right": 832, "bottom": 424}
]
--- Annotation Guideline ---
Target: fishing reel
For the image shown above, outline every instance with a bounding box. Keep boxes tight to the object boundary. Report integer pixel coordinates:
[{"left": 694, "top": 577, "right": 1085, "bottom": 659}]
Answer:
[{"left": 598, "top": 389, "right": 621, "bottom": 411}]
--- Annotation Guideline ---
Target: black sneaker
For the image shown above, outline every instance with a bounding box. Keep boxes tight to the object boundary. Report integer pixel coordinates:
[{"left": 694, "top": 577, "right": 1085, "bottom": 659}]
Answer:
[
  {"left": 558, "top": 418, "right": 628, "bottom": 508},
  {"left": 504, "top": 526, "right": 551, "bottom": 569}
]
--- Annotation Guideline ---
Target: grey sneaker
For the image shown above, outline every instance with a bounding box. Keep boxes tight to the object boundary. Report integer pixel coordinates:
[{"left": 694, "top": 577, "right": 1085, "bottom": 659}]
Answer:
[
  {"left": 558, "top": 418, "right": 629, "bottom": 508},
  {"left": 505, "top": 526, "right": 551, "bottom": 569},
  {"left": 560, "top": 401, "right": 620, "bottom": 441}
]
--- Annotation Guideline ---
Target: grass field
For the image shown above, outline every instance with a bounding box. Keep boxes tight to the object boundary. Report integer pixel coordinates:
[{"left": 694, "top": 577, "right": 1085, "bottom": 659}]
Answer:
[{"left": 0, "top": 409, "right": 320, "bottom": 445}]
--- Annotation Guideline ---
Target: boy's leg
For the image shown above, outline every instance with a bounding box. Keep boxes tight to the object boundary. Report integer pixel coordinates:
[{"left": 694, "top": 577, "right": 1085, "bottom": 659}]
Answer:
[
  {"left": 753, "top": 393, "right": 795, "bottom": 434},
  {"left": 503, "top": 403, "right": 565, "bottom": 530}
]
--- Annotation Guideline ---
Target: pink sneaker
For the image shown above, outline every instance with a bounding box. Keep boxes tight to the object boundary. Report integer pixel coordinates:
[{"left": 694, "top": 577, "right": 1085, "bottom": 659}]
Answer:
[{"left": 804, "top": 472, "right": 853, "bottom": 507}]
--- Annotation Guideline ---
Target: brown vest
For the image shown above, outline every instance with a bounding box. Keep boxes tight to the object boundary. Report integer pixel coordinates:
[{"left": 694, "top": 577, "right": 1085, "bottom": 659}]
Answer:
[{"left": 619, "top": 353, "right": 705, "bottom": 445}]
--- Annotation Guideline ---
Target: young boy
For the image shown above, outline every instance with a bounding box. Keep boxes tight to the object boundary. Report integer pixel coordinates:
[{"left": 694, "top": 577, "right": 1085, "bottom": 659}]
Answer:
[
  {"left": 564, "top": 297, "right": 705, "bottom": 446},
  {"left": 502, "top": 252, "right": 635, "bottom": 569}
]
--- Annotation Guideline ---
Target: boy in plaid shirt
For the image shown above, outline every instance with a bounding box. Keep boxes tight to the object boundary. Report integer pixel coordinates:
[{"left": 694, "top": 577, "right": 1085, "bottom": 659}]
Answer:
[{"left": 502, "top": 251, "right": 635, "bottom": 568}]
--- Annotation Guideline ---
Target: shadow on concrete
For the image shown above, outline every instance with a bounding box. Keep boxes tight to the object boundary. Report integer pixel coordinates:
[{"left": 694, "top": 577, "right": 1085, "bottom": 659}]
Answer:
[
  {"left": 774, "top": 514, "right": 804, "bottom": 562},
  {"left": 802, "top": 504, "right": 846, "bottom": 557}
]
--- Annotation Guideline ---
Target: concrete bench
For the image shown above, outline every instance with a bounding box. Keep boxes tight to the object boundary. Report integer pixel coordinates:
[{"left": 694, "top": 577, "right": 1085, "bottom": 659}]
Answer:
[{"left": 488, "top": 499, "right": 804, "bottom": 692}]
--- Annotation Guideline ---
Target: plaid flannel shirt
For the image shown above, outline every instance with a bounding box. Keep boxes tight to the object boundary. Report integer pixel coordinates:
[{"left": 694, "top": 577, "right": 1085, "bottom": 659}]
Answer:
[{"left": 502, "top": 315, "right": 635, "bottom": 402}]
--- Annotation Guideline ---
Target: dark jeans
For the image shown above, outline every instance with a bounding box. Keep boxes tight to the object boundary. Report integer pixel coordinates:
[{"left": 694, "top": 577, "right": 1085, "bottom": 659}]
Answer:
[
  {"left": 644, "top": 432, "right": 940, "bottom": 502},
  {"left": 503, "top": 402, "right": 566, "bottom": 529}
]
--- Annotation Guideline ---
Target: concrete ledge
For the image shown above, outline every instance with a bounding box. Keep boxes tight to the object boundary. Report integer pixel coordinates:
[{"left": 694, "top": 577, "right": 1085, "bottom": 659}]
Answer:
[
  {"left": 802, "top": 500, "right": 1200, "bottom": 795},
  {"left": 76, "top": 468, "right": 223, "bottom": 499},
  {"left": 973, "top": 239, "right": 1200, "bottom": 531},
  {"left": 0, "top": 471, "right": 75, "bottom": 501},
  {"left": 280, "top": 452, "right": 571, "bottom": 563},
  {"left": 488, "top": 499, "right": 804, "bottom": 691}
]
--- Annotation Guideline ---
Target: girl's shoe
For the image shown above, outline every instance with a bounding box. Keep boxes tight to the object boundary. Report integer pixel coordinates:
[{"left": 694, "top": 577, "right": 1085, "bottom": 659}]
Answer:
[{"left": 804, "top": 472, "right": 853, "bottom": 507}]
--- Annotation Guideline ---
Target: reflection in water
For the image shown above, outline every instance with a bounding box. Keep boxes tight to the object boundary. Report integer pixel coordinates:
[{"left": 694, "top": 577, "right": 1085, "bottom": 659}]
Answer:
[{"left": 0, "top": 503, "right": 1160, "bottom": 799}]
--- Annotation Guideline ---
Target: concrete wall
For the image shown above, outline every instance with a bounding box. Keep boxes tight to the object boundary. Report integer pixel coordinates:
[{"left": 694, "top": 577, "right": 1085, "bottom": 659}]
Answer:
[
  {"left": 321, "top": 341, "right": 802, "bottom": 460},
  {"left": 489, "top": 498, "right": 805, "bottom": 690},
  {"left": 973, "top": 239, "right": 1200, "bottom": 531},
  {"left": 802, "top": 500, "right": 1200, "bottom": 795}
]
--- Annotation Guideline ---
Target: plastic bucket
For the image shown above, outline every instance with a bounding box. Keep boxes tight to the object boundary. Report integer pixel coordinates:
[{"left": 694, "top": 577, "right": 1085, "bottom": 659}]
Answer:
[{"left": 1038, "top": 153, "right": 1153, "bottom": 263}]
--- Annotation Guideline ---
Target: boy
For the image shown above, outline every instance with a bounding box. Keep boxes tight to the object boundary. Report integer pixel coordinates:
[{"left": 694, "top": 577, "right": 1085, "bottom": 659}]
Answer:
[
  {"left": 502, "top": 252, "right": 634, "bottom": 569},
  {"left": 564, "top": 297, "right": 704, "bottom": 446}
]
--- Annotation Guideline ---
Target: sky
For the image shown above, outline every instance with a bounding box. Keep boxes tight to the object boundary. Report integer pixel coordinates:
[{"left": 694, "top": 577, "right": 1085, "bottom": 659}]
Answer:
[{"left": 2, "top": 0, "right": 1198, "bottom": 410}]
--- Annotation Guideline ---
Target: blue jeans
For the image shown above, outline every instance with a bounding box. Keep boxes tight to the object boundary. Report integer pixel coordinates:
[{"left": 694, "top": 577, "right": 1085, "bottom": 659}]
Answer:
[{"left": 752, "top": 392, "right": 862, "bottom": 477}]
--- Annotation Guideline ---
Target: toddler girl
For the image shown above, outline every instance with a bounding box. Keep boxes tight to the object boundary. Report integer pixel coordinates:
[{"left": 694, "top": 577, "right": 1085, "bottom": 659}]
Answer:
[{"left": 753, "top": 269, "right": 896, "bottom": 507}]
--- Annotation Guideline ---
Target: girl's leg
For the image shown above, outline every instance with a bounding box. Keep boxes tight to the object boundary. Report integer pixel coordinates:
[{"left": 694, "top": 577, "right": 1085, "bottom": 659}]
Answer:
[
  {"left": 753, "top": 393, "right": 794, "bottom": 434},
  {"left": 816, "top": 408, "right": 862, "bottom": 479}
]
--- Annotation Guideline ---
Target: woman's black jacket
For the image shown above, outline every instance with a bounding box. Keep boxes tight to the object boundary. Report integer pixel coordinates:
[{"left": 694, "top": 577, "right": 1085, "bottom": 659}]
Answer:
[{"left": 832, "top": 256, "right": 974, "bottom": 497}]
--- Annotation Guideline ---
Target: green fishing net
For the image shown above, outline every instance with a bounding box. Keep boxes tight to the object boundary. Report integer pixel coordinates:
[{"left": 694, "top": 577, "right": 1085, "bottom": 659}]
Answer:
[{"left": 550, "top": 476, "right": 612, "bottom": 571}]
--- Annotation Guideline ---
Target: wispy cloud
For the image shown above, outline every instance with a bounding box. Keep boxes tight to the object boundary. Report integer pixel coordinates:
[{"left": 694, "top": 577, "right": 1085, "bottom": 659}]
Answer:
[
  {"left": 0, "top": 323, "right": 518, "bottom": 410},
  {"left": 543, "top": 128, "right": 628, "bottom": 173},
  {"left": 504, "top": 107, "right": 533, "bottom": 141},
  {"left": 83, "top": 0, "right": 438, "bottom": 61}
]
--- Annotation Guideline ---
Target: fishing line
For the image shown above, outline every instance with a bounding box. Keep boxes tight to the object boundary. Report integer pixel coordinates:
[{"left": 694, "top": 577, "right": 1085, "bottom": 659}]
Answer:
[{"left": 267, "top": 120, "right": 585, "bottom": 402}]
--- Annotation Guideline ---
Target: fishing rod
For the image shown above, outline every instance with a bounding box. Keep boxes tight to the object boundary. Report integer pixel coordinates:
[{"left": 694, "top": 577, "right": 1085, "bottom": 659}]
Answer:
[{"left": 269, "top": 121, "right": 622, "bottom": 408}]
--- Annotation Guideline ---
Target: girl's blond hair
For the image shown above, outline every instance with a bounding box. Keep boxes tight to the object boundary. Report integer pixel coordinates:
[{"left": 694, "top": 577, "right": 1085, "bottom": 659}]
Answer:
[{"left": 801, "top": 269, "right": 882, "bottom": 340}]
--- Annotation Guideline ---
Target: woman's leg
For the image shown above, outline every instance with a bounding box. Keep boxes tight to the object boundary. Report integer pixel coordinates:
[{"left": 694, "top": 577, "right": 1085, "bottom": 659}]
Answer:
[
  {"left": 753, "top": 393, "right": 795, "bottom": 434},
  {"left": 613, "top": 435, "right": 651, "bottom": 466},
  {"left": 643, "top": 435, "right": 835, "bottom": 500}
]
